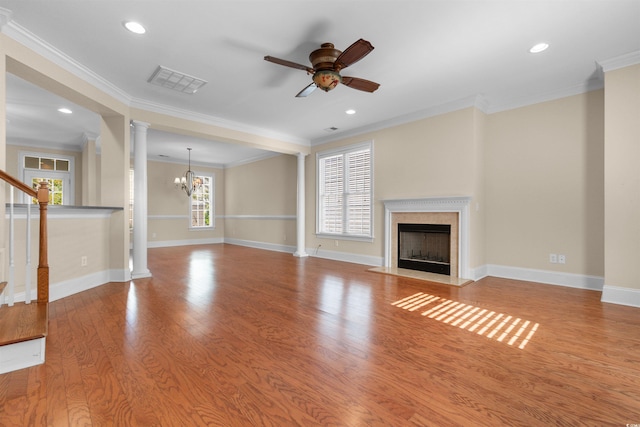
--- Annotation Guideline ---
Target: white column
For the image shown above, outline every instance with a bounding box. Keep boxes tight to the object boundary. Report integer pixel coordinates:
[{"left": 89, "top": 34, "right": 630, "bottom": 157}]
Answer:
[
  {"left": 294, "top": 152, "right": 309, "bottom": 257},
  {"left": 131, "top": 120, "right": 152, "bottom": 279}
]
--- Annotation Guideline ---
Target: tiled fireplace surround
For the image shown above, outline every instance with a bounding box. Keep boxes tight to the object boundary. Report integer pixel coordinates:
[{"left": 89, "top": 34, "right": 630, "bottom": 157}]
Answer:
[{"left": 383, "top": 197, "right": 471, "bottom": 279}]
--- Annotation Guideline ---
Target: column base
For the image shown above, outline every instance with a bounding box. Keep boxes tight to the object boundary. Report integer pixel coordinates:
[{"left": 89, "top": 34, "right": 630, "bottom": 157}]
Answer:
[{"left": 131, "top": 270, "right": 152, "bottom": 280}]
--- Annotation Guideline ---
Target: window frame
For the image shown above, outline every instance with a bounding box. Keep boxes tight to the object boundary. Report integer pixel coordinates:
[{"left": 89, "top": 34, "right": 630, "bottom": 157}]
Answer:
[
  {"left": 189, "top": 172, "right": 214, "bottom": 230},
  {"left": 316, "top": 140, "right": 374, "bottom": 242},
  {"left": 19, "top": 151, "right": 75, "bottom": 205}
]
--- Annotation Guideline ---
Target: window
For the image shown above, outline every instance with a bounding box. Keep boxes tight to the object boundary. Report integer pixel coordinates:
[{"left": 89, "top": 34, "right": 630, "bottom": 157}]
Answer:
[
  {"left": 317, "top": 141, "right": 373, "bottom": 240},
  {"left": 21, "top": 152, "right": 74, "bottom": 205},
  {"left": 190, "top": 174, "right": 214, "bottom": 228}
]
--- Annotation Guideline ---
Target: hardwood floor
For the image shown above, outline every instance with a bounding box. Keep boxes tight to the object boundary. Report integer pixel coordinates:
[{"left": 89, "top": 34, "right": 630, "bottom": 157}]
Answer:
[{"left": 1, "top": 244, "right": 639, "bottom": 426}]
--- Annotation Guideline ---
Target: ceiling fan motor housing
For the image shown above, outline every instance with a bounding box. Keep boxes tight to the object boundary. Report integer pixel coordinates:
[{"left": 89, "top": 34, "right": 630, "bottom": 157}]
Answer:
[{"left": 309, "top": 43, "right": 342, "bottom": 70}]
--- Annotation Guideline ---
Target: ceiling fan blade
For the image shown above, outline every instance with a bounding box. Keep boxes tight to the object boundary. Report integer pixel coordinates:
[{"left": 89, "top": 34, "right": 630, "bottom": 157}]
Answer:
[
  {"left": 334, "top": 39, "right": 374, "bottom": 70},
  {"left": 296, "top": 82, "right": 317, "bottom": 98},
  {"left": 341, "top": 76, "right": 380, "bottom": 93},
  {"left": 264, "top": 56, "right": 315, "bottom": 74}
]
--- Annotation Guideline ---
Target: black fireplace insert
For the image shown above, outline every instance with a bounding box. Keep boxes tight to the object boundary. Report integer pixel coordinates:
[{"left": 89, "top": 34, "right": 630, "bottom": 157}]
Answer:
[{"left": 398, "top": 223, "right": 451, "bottom": 275}]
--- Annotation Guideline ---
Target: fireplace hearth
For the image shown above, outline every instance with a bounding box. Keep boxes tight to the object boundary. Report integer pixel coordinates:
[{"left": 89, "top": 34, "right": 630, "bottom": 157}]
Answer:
[{"left": 398, "top": 223, "right": 451, "bottom": 275}]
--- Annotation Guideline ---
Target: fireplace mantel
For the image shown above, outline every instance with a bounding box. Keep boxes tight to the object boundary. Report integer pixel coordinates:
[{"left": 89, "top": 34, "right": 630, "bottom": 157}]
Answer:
[{"left": 383, "top": 197, "right": 471, "bottom": 279}]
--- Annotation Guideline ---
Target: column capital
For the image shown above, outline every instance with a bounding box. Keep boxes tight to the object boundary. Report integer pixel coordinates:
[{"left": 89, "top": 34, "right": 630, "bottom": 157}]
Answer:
[{"left": 131, "top": 120, "right": 150, "bottom": 129}]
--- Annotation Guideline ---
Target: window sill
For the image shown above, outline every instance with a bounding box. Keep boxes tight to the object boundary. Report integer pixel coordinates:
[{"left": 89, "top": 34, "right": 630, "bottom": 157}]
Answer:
[{"left": 316, "top": 233, "right": 374, "bottom": 243}]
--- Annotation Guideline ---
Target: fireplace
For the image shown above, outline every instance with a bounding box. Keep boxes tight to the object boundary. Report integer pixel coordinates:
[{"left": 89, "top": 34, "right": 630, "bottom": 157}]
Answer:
[
  {"left": 398, "top": 223, "right": 451, "bottom": 275},
  {"left": 383, "top": 197, "right": 471, "bottom": 280}
]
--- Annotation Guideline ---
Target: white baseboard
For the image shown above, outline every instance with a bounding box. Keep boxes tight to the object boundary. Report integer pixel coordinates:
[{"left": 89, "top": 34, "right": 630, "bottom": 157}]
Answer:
[
  {"left": 309, "top": 246, "right": 383, "bottom": 267},
  {"left": 224, "top": 237, "right": 295, "bottom": 254},
  {"left": 49, "top": 270, "right": 114, "bottom": 302},
  {"left": 471, "top": 264, "right": 488, "bottom": 281},
  {"left": 223, "top": 238, "right": 385, "bottom": 266},
  {"left": 601, "top": 285, "right": 640, "bottom": 308},
  {"left": 0, "top": 337, "right": 46, "bottom": 374},
  {"left": 148, "top": 237, "right": 224, "bottom": 248},
  {"left": 484, "top": 264, "right": 604, "bottom": 291}
]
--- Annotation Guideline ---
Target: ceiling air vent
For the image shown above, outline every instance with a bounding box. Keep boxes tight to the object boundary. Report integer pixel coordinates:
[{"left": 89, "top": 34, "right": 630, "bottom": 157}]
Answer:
[{"left": 148, "top": 65, "right": 208, "bottom": 94}]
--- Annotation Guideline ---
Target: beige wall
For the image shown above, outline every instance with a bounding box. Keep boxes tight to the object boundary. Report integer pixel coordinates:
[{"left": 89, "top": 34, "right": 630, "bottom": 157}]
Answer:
[
  {"left": 485, "top": 91, "right": 605, "bottom": 276},
  {"left": 305, "top": 107, "right": 483, "bottom": 264},
  {"left": 7, "top": 215, "right": 112, "bottom": 295},
  {"left": 224, "top": 154, "right": 297, "bottom": 245},
  {"left": 604, "top": 64, "right": 640, "bottom": 290},
  {"left": 147, "top": 159, "right": 225, "bottom": 243}
]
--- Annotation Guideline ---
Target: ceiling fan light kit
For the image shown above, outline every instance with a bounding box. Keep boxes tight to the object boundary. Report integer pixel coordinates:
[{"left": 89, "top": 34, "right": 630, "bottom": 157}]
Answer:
[
  {"left": 264, "top": 38, "right": 380, "bottom": 97},
  {"left": 313, "top": 70, "right": 341, "bottom": 92}
]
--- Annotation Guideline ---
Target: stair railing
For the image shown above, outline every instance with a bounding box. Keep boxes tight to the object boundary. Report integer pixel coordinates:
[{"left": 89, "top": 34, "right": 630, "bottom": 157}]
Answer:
[{"left": 0, "top": 170, "right": 49, "bottom": 306}]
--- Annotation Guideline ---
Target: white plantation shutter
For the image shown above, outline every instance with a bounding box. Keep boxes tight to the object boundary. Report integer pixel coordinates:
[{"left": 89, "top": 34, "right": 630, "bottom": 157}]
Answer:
[
  {"left": 317, "top": 142, "right": 373, "bottom": 239},
  {"left": 345, "top": 148, "right": 371, "bottom": 235},
  {"left": 319, "top": 154, "right": 343, "bottom": 233}
]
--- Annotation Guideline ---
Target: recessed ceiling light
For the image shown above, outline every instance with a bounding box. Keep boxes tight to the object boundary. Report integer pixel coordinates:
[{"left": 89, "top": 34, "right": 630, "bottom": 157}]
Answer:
[
  {"left": 123, "top": 21, "right": 146, "bottom": 35},
  {"left": 345, "top": 109, "right": 356, "bottom": 115},
  {"left": 529, "top": 42, "right": 549, "bottom": 53},
  {"left": 58, "top": 108, "right": 72, "bottom": 114}
]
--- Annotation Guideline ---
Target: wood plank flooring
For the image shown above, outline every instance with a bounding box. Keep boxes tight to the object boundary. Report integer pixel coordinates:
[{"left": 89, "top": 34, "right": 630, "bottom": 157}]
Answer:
[
  {"left": 1, "top": 243, "right": 639, "bottom": 426},
  {"left": 0, "top": 302, "right": 48, "bottom": 346}
]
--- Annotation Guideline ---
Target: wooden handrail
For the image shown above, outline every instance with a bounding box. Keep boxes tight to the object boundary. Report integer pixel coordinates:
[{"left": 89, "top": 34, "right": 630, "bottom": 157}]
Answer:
[{"left": 0, "top": 170, "right": 37, "bottom": 198}]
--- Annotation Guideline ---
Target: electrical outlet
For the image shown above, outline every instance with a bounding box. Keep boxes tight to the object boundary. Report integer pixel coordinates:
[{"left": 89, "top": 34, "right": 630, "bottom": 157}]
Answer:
[
  {"left": 558, "top": 254, "right": 566, "bottom": 264},
  {"left": 81, "top": 256, "right": 87, "bottom": 267},
  {"left": 549, "top": 253, "right": 557, "bottom": 263},
  {"left": 335, "top": 240, "right": 339, "bottom": 247}
]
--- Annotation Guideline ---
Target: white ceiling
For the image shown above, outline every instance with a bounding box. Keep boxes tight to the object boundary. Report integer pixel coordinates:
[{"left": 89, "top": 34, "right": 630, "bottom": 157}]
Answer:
[{"left": 1, "top": 0, "right": 639, "bottom": 167}]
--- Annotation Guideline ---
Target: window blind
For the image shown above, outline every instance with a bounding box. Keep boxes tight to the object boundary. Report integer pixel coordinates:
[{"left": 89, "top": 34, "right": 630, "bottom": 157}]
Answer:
[{"left": 318, "top": 143, "right": 372, "bottom": 238}]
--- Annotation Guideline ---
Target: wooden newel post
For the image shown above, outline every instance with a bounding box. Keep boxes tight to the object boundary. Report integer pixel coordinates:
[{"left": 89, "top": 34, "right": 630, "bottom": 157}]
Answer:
[{"left": 37, "top": 181, "right": 50, "bottom": 304}]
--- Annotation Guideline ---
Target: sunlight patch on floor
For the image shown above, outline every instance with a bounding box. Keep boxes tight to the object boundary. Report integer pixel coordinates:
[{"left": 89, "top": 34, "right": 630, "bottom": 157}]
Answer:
[{"left": 392, "top": 292, "right": 539, "bottom": 349}]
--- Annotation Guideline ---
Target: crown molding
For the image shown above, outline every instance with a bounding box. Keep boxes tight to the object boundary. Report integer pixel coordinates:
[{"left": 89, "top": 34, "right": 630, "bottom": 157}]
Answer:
[
  {"left": 0, "top": 7, "right": 12, "bottom": 28},
  {"left": 2, "top": 21, "right": 132, "bottom": 105},
  {"left": 129, "top": 97, "right": 310, "bottom": 148},
  {"left": 311, "top": 76, "right": 608, "bottom": 147},
  {"left": 598, "top": 50, "right": 640, "bottom": 73},
  {"left": 486, "top": 78, "right": 604, "bottom": 114},
  {"left": 144, "top": 154, "right": 226, "bottom": 170},
  {"left": 224, "top": 151, "right": 282, "bottom": 169},
  {"left": 311, "top": 94, "right": 487, "bottom": 146},
  {"left": 7, "top": 138, "right": 83, "bottom": 153}
]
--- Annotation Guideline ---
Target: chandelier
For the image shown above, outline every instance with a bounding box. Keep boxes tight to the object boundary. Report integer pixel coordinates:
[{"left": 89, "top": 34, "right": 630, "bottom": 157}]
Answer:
[{"left": 174, "top": 148, "right": 201, "bottom": 197}]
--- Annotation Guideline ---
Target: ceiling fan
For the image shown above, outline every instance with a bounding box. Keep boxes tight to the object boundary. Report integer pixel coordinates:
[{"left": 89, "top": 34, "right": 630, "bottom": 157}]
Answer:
[{"left": 264, "top": 39, "right": 380, "bottom": 97}]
